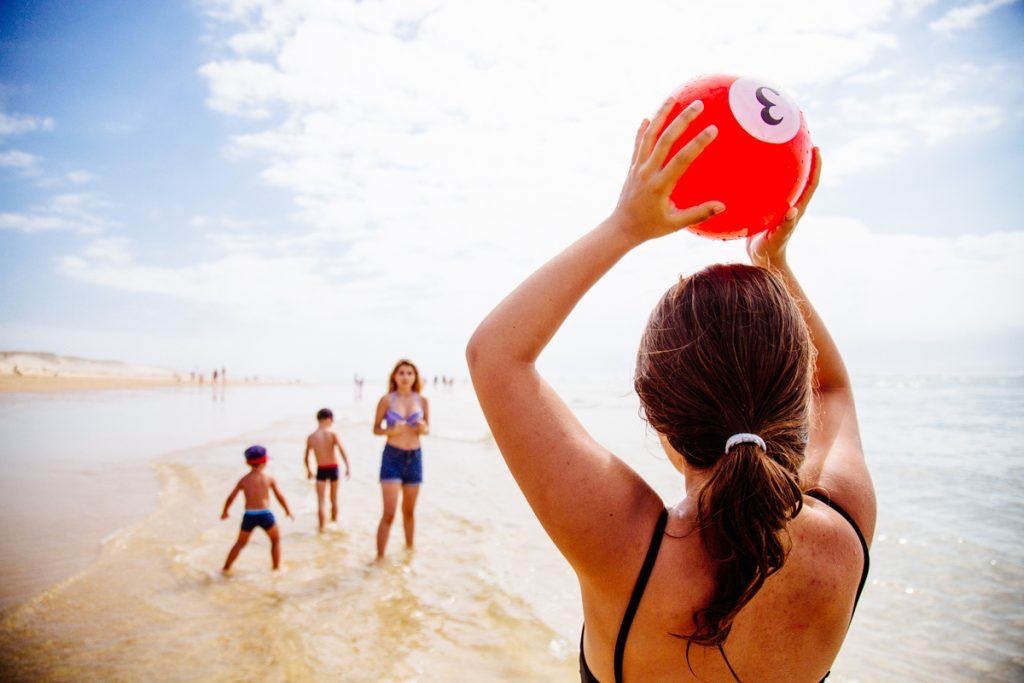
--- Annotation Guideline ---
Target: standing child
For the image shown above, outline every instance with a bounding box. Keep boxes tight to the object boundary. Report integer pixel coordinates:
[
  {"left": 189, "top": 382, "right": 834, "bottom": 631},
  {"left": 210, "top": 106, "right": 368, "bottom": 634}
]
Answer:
[
  {"left": 304, "top": 408, "right": 352, "bottom": 531},
  {"left": 221, "top": 445, "right": 294, "bottom": 573}
]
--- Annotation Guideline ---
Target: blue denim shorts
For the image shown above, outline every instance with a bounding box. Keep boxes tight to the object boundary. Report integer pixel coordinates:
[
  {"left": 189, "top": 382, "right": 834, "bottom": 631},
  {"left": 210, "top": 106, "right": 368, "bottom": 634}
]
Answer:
[{"left": 379, "top": 444, "right": 423, "bottom": 485}]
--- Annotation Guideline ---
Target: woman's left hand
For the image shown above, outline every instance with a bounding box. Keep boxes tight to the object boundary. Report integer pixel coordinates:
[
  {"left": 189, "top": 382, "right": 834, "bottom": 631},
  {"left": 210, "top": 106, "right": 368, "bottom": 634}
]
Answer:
[{"left": 610, "top": 97, "right": 725, "bottom": 245}]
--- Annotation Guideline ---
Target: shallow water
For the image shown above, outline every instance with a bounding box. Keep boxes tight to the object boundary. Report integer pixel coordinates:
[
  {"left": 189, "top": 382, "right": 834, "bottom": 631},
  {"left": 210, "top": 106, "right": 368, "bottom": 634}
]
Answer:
[{"left": 0, "top": 375, "right": 1021, "bottom": 681}]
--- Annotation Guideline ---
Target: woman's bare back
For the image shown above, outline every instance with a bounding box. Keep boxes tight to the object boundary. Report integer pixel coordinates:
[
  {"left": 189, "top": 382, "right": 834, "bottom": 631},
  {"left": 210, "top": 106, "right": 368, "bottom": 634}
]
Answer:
[{"left": 581, "top": 498, "right": 866, "bottom": 682}]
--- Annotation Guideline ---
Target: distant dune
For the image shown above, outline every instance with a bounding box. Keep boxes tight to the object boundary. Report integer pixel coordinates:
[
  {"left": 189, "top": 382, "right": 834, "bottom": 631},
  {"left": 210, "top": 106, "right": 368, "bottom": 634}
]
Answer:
[
  {"left": 0, "top": 351, "right": 184, "bottom": 392},
  {"left": 0, "top": 351, "right": 179, "bottom": 379}
]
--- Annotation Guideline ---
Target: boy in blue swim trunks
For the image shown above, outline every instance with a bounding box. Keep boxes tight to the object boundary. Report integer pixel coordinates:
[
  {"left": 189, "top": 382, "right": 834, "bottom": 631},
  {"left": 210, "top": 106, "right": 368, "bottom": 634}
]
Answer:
[
  {"left": 221, "top": 445, "right": 294, "bottom": 573},
  {"left": 304, "top": 408, "right": 352, "bottom": 531}
]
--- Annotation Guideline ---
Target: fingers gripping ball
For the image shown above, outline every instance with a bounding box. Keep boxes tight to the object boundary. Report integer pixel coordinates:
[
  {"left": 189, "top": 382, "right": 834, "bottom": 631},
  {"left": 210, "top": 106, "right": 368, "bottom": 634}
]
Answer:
[{"left": 658, "top": 75, "right": 813, "bottom": 240}]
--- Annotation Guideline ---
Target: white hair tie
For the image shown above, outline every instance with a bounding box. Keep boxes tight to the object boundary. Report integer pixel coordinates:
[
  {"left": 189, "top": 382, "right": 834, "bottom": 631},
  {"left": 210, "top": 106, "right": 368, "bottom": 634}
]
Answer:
[{"left": 725, "top": 433, "right": 766, "bottom": 453}]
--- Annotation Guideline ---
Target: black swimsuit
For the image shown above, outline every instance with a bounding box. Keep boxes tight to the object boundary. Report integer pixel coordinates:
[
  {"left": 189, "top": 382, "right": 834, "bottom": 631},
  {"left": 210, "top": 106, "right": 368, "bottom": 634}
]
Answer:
[{"left": 579, "top": 491, "right": 870, "bottom": 683}]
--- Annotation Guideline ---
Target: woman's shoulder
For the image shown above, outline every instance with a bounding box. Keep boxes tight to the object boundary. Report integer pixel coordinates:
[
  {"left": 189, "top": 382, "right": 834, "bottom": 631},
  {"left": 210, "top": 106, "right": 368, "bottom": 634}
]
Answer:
[
  {"left": 798, "top": 493, "right": 869, "bottom": 559},
  {"left": 780, "top": 498, "right": 866, "bottom": 611}
]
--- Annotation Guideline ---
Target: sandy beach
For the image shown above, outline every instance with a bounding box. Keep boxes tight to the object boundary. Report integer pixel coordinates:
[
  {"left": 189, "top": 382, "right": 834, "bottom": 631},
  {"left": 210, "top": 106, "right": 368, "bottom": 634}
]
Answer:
[{"left": 0, "top": 374, "right": 186, "bottom": 392}]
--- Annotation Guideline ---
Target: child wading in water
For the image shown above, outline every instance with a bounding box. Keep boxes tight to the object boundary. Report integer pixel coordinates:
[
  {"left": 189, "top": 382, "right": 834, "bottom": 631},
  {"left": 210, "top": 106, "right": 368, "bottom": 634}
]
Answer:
[
  {"left": 221, "top": 445, "right": 294, "bottom": 573},
  {"left": 304, "top": 408, "right": 352, "bottom": 531}
]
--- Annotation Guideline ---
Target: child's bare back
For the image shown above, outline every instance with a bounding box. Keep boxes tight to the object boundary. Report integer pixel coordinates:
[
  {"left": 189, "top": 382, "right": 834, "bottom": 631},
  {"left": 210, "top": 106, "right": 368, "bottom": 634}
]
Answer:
[
  {"left": 236, "top": 468, "right": 274, "bottom": 510},
  {"left": 221, "top": 445, "right": 293, "bottom": 572},
  {"left": 307, "top": 427, "right": 340, "bottom": 468}
]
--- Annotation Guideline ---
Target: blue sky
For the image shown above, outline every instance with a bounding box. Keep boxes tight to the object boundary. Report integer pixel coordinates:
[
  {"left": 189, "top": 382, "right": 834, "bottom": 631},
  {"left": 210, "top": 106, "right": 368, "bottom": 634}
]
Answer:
[{"left": 1, "top": 0, "right": 1022, "bottom": 380}]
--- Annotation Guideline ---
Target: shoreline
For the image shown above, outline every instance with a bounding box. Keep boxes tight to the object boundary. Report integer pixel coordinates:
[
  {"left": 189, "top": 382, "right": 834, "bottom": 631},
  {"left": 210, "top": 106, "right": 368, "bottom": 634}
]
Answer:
[
  {"left": 0, "top": 351, "right": 284, "bottom": 395},
  {"left": 0, "top": 376, "right": 296, "bottom": 394}
]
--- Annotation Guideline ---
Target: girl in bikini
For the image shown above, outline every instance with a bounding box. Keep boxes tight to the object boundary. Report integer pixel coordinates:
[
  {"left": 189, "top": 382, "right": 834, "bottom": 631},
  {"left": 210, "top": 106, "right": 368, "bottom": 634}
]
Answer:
[
  {"left": 468, "top": 98, "right": 875, "bottom": 681},
  {"left": 373, "top": 359, "right": 430, "bottom": 560}
]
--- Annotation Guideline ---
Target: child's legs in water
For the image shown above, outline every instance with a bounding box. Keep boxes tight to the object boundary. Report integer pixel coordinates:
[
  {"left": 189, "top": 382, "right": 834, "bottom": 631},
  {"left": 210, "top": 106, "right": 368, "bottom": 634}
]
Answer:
[
  {"left": 401, "top": 484, "right": 420, "bottom": 549},
  {"left": 315, "top": 480, "right": 327, "bottom": 530},
  {"left": 376, "top": 481, "right": 401, "bottom": 558},
  {"left": 223, "top": 529, "right": 252, "bottom": 571},
  {"left": 266, "top": 524, "right": 281, "bottom": 569},
  {"left": 330, "top": 479, "right": 339, "bottom": 521}
]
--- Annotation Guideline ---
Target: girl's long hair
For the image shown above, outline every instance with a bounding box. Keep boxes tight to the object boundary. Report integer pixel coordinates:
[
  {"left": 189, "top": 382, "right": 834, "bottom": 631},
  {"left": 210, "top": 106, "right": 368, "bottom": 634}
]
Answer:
[{"left": 634, "top": 263, "right": 813, "bottom": 648}]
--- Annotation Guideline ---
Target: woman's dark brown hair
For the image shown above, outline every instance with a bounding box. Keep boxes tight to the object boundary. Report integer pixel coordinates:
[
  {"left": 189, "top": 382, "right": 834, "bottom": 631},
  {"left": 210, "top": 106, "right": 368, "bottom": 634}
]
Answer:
[
  {"left": 388, "top": 359, "right": 423, "bottom": 394},
  {"left": 634, "top": 263, "right": 814, "bottom": 650}
]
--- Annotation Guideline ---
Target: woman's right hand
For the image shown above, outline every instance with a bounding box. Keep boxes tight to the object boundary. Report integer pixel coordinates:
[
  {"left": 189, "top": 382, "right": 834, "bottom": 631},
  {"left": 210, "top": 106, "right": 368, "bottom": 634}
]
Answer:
[
  {"left": 747, "top": 147, "right": 821, "bottom": 269},
  {"left": 609, "top": 97, "right": 725, "bottom": 245}
]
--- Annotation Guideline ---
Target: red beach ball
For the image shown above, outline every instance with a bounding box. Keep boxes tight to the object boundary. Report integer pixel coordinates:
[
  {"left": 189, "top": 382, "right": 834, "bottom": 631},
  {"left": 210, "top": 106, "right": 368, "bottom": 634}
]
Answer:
[{"left": 657, "top": 74, "right": 813, "bottom": 240}]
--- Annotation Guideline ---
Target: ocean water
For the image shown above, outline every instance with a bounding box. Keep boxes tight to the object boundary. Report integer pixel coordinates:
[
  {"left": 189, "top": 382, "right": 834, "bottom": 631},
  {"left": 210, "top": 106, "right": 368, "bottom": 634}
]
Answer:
[{"left": 0, "top": 374, "right": 1021, "bottom": 681}]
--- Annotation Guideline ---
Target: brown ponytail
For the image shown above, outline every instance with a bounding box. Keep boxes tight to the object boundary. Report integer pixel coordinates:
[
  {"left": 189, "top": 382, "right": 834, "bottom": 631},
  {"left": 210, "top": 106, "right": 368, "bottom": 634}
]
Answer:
[{"left": 634, "top": 263, "right": 813, "bottom": 647}]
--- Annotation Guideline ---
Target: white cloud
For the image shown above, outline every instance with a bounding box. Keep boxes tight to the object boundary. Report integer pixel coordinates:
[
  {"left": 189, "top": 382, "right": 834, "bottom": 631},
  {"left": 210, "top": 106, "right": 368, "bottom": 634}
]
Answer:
[
  {"left": 828, "top": 130, "right": 912, "bottom": 181},
  {"left": 929, "top": 0, "right": 1019, "bottom": 34},
  {"left": 0, "top": 193, "right": 112, "bottom": 234},
  {"left": 80, "top": 237, "right": 132, "bottom": 265},
  {"left": 844, "top": 67, "right": 898, "bottom": 85},
  {"left": 816, "top": 63, "right": 1007, "bottom": 181},
  {"left": 66, "top": 170, "right": 94, "bottom": 184},
  {"left": 195, "top": 0, "right": 912, "bottom": 263},
  {"left": 786, "top": 217, "right": 1024, "bottom": 345},
  {"left": 0, "top": 111, "right": 54, "bottom": 136},
  {"left": 198, "top": 59, "right": 284, "bottom": 118},
  {"left": 227, "top": 30, "right": 280, "bottom": 56},
  {"left": 845, "top": 65, "right": 1003, "bottom": 143},
  {"left": 0, "top": 149, "right": 40, "bottom": 173},
  {"left": 188, "top": 214, "right": 255, "bottom": 230},
  {"left": 898, "top": 0, "right": 940, "bottom": 17},
  {"left": 58, "top": 234, "right": 357, "bottom": 324}
]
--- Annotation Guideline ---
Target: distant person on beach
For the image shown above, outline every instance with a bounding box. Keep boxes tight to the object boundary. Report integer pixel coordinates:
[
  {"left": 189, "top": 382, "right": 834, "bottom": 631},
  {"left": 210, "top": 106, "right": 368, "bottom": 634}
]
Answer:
[
  {"left": 221, "top": 445, "right": 294, "bottom": 572},
  {"left": 468, "top": 99, "right": 875, "bottom": 681},
  {"left": 305, "top": 408, "right": 352, "bottom": 531},
  {"left": 373, "top": 359, "right": 430, "bottom": 559}
]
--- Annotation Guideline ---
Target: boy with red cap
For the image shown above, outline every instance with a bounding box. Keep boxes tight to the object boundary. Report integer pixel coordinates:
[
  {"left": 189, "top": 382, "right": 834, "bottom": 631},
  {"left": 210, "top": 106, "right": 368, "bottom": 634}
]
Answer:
[{"left": 220, "top": 445, "right": 293, "bottom": 573}]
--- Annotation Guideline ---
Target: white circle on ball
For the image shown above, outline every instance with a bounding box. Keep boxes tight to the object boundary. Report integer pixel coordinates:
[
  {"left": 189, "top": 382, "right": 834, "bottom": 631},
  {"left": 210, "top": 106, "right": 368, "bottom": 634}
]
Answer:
[{"left": 728, "top": 77, "right": 801, "bottom": 144}]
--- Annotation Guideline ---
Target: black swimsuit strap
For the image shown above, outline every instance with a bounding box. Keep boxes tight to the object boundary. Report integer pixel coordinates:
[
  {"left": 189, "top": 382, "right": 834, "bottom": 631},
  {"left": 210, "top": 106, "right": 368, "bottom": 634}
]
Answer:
[
  {"left": 613, "top": 508, "right": 669, "bottom": 683},
  {"left": 804, "top": 490, "right": 871, "bottom": 617}
]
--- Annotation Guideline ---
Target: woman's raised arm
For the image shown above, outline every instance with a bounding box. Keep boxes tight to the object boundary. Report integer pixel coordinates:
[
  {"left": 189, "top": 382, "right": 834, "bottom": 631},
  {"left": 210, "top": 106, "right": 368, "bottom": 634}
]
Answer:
[
  {"left": 467, "top": 97, "right": 724, "bottom": 583},
  {"left": 747, "top": 149, "right": 877, "bottom": 542}
]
